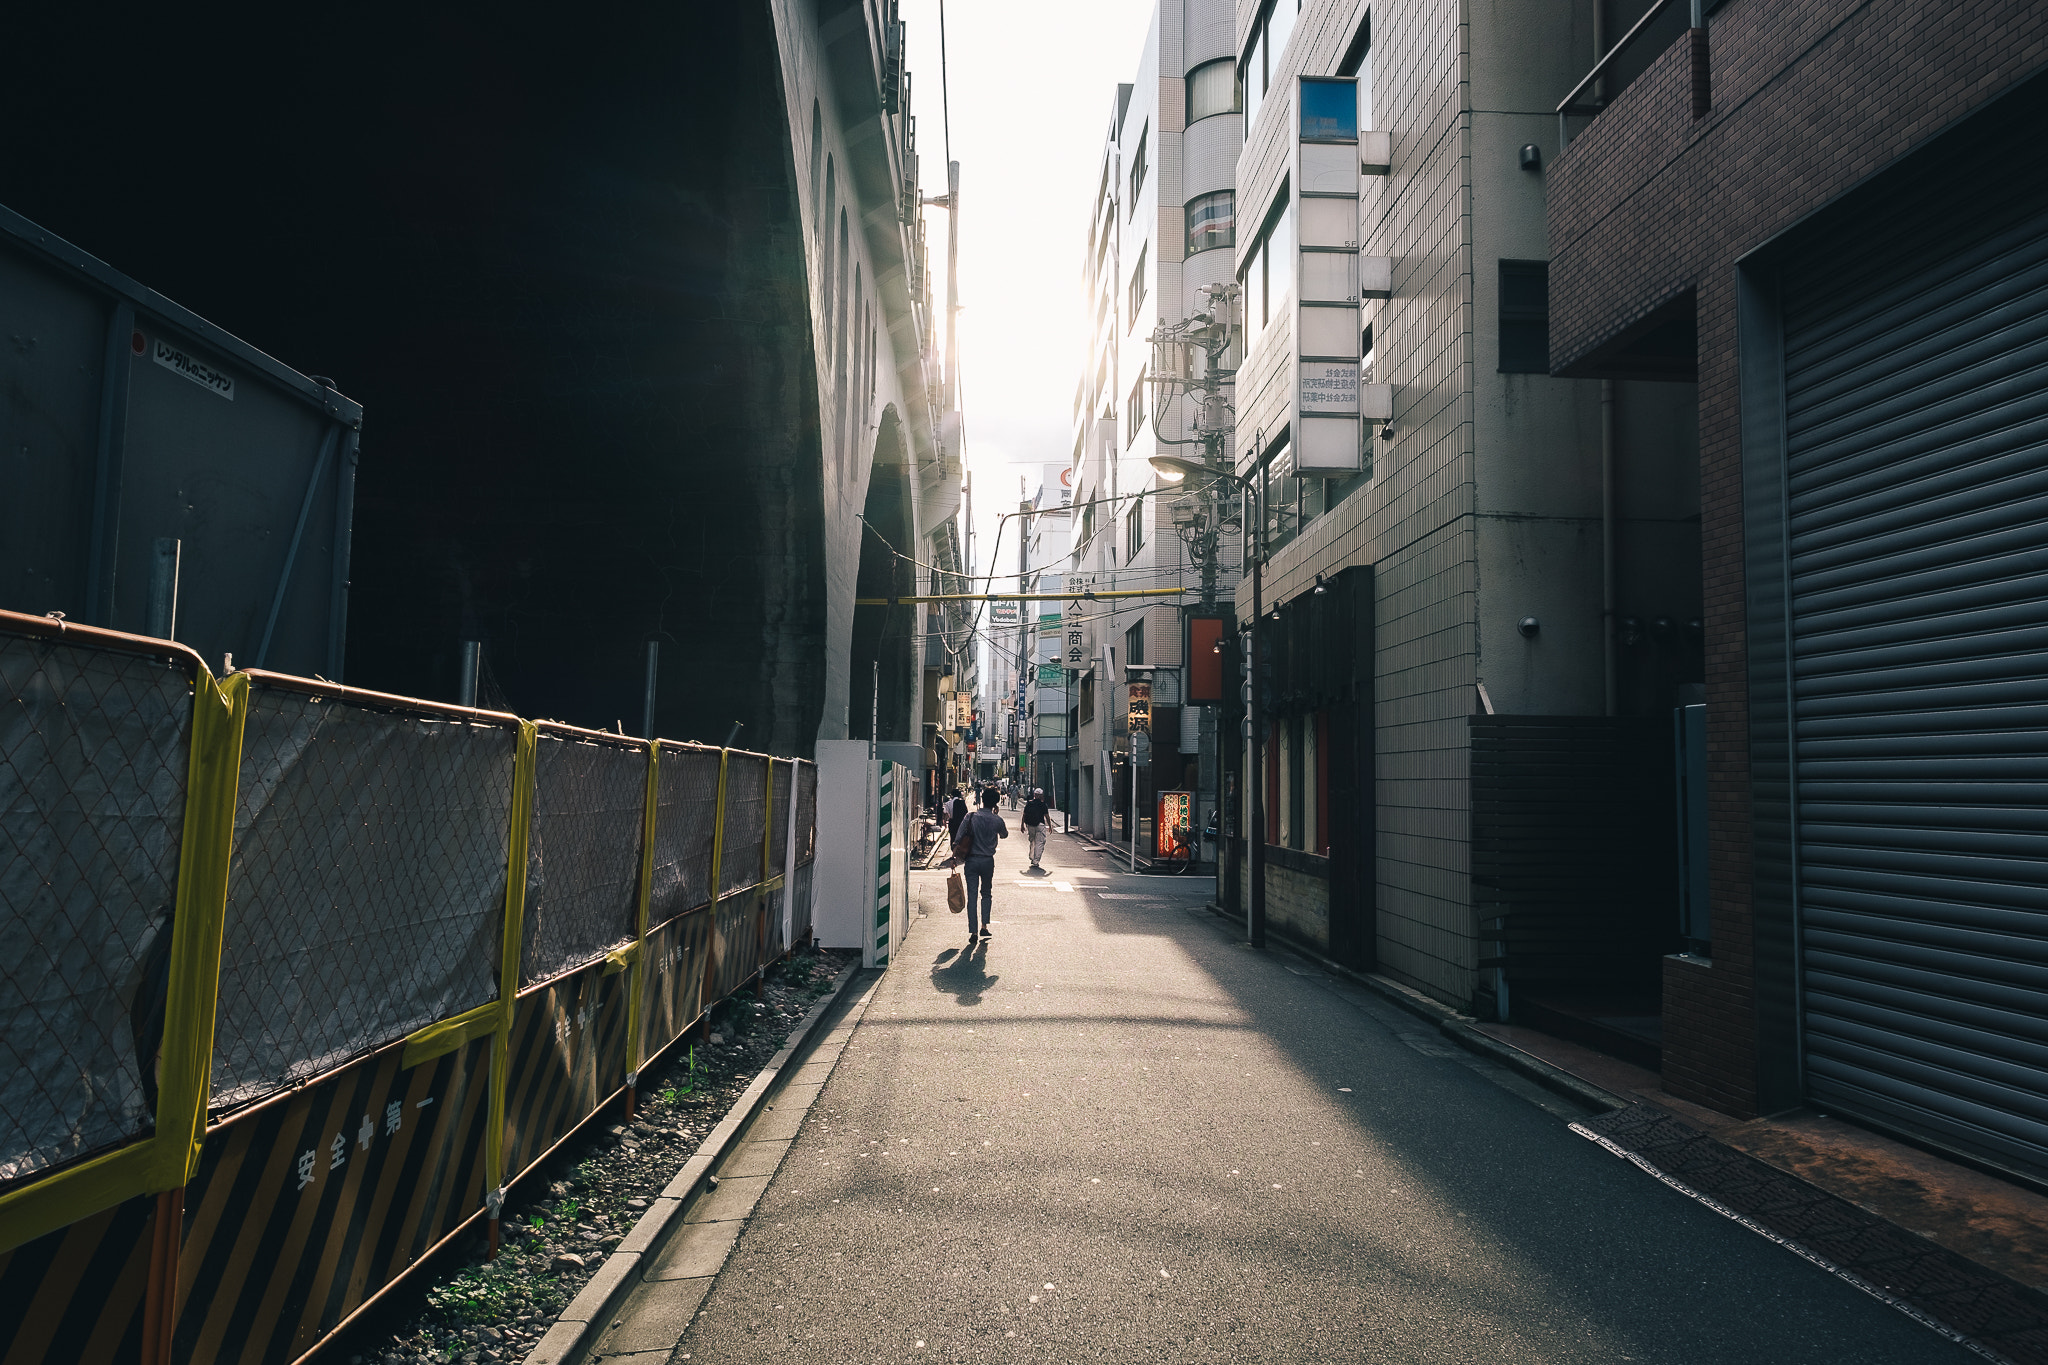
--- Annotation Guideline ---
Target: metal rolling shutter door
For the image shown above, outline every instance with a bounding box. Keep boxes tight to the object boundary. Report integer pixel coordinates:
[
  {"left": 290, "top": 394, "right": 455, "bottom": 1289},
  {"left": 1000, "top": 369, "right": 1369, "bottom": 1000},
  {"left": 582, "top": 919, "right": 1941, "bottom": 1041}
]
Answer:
[{"left": 1781, "top": 171, "right": 2048, "bottom": 1180}]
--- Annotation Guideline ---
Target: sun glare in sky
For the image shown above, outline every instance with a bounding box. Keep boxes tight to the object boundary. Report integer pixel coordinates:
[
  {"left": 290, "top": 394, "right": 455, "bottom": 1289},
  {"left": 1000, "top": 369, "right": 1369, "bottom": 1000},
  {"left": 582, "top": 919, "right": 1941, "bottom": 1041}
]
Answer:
[{"left": 900, "top": 0, "right": 1154, "bottom": 555}]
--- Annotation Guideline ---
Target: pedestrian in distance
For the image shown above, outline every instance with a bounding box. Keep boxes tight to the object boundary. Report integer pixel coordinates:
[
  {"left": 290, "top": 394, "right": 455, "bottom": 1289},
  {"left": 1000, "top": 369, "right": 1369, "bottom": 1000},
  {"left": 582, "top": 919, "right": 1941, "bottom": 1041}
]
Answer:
[
  {"left": 946, "top": 787, "right": 968, "bottom": 844},
  {"left": 951, "top": 786, "right": 1008, "bottom": 943},
  {"left": 1022, "top": 787, "right": 1050, "bottom": 870}
]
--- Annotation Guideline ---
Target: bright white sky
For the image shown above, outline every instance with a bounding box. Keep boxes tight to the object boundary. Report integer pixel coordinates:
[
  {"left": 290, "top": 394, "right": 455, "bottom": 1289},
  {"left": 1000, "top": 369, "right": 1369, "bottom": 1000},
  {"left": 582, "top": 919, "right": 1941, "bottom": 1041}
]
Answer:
[{"left": 899, "top": 0, "right": 1154, "bottom": 595}]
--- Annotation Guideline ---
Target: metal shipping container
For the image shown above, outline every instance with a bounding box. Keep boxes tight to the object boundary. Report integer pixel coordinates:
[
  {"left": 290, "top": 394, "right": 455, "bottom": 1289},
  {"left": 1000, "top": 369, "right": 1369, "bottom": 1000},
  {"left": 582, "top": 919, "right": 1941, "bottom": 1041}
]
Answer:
[{"left": 1, "top": 203, "right": 361, "bottom": 679}]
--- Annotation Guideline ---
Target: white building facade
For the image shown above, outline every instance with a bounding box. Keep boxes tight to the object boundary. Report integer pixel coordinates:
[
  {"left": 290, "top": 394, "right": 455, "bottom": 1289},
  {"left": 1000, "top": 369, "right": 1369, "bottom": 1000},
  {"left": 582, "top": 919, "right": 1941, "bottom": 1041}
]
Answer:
[
  {"left": 1227, "top": 0, "right": 1700, "bottom": 1014},
  {"left": 1067, "top": 0, "right": 1246, "bottom": 844}
]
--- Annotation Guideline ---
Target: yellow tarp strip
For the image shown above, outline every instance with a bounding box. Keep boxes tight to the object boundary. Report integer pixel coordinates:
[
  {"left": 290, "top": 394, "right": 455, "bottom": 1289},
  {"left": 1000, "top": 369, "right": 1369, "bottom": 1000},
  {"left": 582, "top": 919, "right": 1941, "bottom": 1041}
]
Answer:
[
  {"left": 0, "top": 668, "right": 248, "bottom": 1254},
  {"left": 708, "top": 748, "right": 728, "bottom": 909},
  {"left": 155, "top": 669, "right": 248, "bottom": 1187},
  {"left": 485, "top": 721, "right": 537, "bottom": 1205},
  {"left": 602, "top": 943, "right": 640, "bottom": 977},
  {"left": 626, "top": 742, "right": 659, "bottom": 1079},
  {"left": 0, "top": 1142, "right": 157, "bottom": 1256},
  {"left": 400, "top": 999, "right": 501, "bottom": 1070}
]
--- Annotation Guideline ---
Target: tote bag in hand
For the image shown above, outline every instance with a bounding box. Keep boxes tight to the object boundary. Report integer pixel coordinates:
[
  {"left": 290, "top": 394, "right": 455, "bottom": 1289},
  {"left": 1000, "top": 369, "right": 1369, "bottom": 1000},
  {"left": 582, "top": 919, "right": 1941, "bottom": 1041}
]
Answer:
[{"left": 947, "top": 870, "right": 966, "bottom": 913}]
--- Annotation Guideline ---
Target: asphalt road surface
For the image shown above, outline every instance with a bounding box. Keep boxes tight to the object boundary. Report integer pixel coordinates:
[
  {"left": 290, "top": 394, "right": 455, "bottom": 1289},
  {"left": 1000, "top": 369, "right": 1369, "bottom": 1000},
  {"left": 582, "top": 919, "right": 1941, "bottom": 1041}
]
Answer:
[{"left": 669, "top": 830, "right": 1969, "bottom": 1363}]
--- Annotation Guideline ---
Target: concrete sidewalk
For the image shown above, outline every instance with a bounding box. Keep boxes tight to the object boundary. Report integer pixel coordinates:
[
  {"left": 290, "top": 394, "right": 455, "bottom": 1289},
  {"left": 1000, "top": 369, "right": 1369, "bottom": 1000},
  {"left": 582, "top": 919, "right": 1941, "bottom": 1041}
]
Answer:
[{"left": 607, "top": 830, "right": 1972, "bottom": 1364}]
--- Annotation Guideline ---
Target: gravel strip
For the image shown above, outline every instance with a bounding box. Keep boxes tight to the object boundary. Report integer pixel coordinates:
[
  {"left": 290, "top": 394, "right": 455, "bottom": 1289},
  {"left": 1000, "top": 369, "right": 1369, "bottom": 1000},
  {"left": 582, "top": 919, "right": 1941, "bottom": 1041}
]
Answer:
[{"left": 328, "top": 947, "right": 855, "bottom": 1365}]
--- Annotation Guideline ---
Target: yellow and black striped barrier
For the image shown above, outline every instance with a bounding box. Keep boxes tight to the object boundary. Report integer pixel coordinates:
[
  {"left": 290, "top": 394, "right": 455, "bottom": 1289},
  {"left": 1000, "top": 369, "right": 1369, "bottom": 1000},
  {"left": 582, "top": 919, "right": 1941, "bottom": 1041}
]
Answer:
[{"left": 0, "top": 608, "right": 817, "bottom": 1365}]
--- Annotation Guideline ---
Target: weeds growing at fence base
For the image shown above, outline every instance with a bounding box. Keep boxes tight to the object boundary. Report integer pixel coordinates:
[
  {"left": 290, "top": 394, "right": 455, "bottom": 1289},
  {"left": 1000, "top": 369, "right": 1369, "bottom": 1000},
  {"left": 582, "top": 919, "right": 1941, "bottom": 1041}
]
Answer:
[{"left": 335, "top": 948, "right": 853, "bottom": 1365}]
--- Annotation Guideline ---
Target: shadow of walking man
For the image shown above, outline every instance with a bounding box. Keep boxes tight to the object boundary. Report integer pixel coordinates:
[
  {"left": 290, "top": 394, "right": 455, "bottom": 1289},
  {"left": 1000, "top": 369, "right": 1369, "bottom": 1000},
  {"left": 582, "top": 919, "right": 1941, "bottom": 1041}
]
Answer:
[{"left": 932, "top": 943, "right": 999, "bottom": 1006}]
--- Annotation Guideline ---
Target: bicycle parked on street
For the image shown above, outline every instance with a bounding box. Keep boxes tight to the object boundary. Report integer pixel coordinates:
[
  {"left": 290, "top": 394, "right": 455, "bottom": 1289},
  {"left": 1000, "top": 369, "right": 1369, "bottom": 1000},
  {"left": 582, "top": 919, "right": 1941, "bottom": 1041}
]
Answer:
[{"left": 1158, "top": 824, "right": 1197, "bottom": 874}]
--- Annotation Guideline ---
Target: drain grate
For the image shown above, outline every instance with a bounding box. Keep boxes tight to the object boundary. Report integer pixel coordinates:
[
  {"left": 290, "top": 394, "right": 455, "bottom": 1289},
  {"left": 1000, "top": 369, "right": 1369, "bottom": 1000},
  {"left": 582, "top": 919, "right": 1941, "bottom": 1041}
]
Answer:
[{"left": 1576, "top": 1104, "right": 2048, "bottom": 1363}]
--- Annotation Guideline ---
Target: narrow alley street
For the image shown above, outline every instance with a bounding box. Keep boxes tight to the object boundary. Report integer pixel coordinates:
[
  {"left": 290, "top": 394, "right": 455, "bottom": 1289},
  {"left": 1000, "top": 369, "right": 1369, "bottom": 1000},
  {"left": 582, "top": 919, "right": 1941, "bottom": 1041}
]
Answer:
[{"left": 614, "top": 833, "right": 1968, "bottom": 1364}]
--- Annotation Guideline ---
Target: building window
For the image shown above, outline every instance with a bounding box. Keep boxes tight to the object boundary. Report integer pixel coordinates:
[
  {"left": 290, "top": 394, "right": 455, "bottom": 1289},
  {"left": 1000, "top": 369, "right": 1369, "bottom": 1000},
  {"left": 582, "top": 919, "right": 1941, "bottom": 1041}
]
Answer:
[
  {"left": 1187, "top": 59, "right": 1240, "bottom": 123},
  {"left": 1261, "top": 444, "right": 1298, "bottom": 557},
  {"left": 1127, "top": 377, "right": 1146, "bottom": 446},
  {"left": 1126, "top": 502, "right": 1145, "bottom": 559},
  {"left": 1287, "top": 712, "right": 1305, "bottom": 849},
  {"left": 1124, "top": 619, "right": 1145, "bottom": 667},
  {"left": 1129, "top": 123, "right": 1149, "bottom": 208},
  {"left": 1186, "top": 190, "right": 1235, "bottom": 256},
  {"left": 1336, "top": 12, "right": 1371, "bottom": 130},
  {"left": 1080, "top": 673, "right": 1095, "bottom": 726},
  {"left": 1499, "top": 259, "right": 1550, "bottom": 373},
  {"left": 1237, "top": 187, "right": 1292, "bottom": 336},
  {"left": 1241, "top": 0, "right": 1300, "bottom": 133},
  {"left": 1128, "top": 243, "right": 1148, "bottom": 322}
]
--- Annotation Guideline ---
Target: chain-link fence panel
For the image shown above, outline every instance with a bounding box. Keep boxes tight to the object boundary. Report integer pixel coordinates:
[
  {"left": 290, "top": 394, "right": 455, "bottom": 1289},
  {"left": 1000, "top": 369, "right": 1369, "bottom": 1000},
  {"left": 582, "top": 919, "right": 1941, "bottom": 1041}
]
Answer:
[
  {"left": 649, "top": 746, "right": 720, "bottom": 927},
  {"left": 794, "top": 760, "right": 817, "bottom": 865},
  {"left": 1, "top": 633, "right": 192, "bottom": 1181},
  {"left": 720, "top": 752, "right": 769, "bottom": 896},
  {"left": 522, "top": 736, "right": 646, "bottom": 985},
  {"left": 791, "top": 858, "right": 815, "bottom": 948},
  {"left": 765, "top": 882, "right": 786, "bottom": 960},
  {"left": 210, "top": 686, "right": 515, "bottom": 1109},
  {"left": 769, "top": 759, "right": 793, "bottom": 875}
]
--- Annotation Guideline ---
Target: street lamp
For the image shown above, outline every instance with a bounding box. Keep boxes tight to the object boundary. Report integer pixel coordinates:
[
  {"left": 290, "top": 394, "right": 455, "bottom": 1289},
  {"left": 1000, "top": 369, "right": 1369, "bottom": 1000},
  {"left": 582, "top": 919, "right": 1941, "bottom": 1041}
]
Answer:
[{"left": 1148, "top": 450, "right": 1267, "bottom": 951}]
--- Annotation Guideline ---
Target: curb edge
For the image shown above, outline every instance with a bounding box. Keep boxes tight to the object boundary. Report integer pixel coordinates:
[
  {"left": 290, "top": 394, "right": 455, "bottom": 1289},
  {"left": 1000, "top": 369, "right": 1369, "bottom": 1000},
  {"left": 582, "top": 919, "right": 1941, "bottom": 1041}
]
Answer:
[{"left": 519, "top": 957, "right": 866, "bottom": 1365}]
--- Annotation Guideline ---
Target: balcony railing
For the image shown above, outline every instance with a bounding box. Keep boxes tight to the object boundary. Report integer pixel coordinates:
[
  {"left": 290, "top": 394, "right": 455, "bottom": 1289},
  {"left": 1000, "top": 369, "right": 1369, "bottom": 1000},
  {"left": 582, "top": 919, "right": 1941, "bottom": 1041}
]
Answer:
[{"left": 1557, "top": 0, "right": 1705, "bottom": 150}]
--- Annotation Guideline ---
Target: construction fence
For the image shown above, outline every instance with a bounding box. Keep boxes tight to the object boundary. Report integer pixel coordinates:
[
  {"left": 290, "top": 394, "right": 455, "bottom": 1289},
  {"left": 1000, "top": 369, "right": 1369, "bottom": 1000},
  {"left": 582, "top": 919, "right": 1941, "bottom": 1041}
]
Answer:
[{"left": 0, "top": 609, "right": 817, "bottom": 1365}]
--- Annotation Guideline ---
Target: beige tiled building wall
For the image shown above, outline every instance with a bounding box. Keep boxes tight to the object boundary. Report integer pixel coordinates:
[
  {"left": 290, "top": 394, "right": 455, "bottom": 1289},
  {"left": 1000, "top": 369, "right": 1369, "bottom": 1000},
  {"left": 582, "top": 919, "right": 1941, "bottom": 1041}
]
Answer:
[
  {"left": 1230, "top": 0, "right": 1638, "bottom": 1009},
  {"left": 1232, "top": 0, "right": 1482, "bottom": 1006}
]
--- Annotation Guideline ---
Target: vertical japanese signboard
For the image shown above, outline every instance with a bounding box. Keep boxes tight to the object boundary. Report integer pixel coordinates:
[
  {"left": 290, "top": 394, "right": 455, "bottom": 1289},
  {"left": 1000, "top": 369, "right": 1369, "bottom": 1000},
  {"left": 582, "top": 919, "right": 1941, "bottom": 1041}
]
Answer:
[
  {"left": 1291, "top": 74, "right": 1392, "bottom": 475},
  {"left": 1156, "top": 789, "right": 1193, "bottom": 857}
]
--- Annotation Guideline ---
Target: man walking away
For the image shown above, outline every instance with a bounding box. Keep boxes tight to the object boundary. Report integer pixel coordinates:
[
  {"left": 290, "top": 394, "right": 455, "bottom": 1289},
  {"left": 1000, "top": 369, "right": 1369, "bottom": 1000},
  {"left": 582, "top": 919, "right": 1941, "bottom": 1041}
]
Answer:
[
  {"left": 954, "top": 787, "right": 1008, "bottom": 942},
  {"left": 1022, "top": 787, "right": 1049, "bottom": 870},
  {"left": 946, "top": 788, "right": 968, "bottom": 845}
]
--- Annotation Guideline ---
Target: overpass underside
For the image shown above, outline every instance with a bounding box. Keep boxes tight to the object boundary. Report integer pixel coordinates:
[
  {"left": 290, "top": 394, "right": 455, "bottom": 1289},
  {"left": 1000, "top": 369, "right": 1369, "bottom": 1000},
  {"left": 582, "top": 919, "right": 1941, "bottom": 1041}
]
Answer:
[{"left": 0, "top": 0, "right": 938, "bottom": 758}]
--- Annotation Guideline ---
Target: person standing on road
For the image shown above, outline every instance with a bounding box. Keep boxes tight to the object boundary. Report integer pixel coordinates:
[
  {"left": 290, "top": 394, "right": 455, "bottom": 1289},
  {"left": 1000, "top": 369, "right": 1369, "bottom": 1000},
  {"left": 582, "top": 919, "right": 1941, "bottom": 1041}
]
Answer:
[
  {"left": 952, "top": 786, "right": 1008, "bottom": 942},
  {"left": 1022, "top": 787, "right": 1050, "bottom": 870},
  {"left": 946, "top": 788, "right": 968, "bottom": 844}
]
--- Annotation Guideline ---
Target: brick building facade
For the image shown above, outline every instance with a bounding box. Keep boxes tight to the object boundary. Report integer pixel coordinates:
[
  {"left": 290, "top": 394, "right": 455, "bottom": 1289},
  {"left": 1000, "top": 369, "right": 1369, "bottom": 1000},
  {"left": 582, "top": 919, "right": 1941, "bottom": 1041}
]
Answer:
[{"left": 1549, "top": 0, "right": 2048, "bottom": 1175}]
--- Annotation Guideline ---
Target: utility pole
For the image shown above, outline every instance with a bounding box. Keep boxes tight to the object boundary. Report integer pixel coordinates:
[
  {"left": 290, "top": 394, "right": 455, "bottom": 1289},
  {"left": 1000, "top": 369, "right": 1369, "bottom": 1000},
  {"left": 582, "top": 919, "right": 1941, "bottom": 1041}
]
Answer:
[
  {"left": 1143, "top": 283, "right": 1249, "bottom": 931},
  {"left": 1016, "top": 493, "right": 1031, "bottom": 789}
]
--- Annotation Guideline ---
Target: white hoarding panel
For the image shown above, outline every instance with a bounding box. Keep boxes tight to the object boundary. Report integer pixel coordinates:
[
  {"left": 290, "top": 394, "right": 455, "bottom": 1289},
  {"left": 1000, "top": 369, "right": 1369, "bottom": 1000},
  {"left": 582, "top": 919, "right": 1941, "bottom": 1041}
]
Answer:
[
  {"left": 1294, "top": 415, "right": 1364, "bottom": 475},
  {"left": 1300, "top": 249, "right": 1357, "bottom": 304},
  {"left": 1298, "top": 142, "right": 1359, "bottom": 196},
  {"left": 1299, "top": 304, "right": 1359, "bottom": 357},
  {"left": 1298, "top": 360, "right": 1360, "bottom": 414},
  {"left": 1297, "top": 196, "right": 1356, "bottom": 249}
]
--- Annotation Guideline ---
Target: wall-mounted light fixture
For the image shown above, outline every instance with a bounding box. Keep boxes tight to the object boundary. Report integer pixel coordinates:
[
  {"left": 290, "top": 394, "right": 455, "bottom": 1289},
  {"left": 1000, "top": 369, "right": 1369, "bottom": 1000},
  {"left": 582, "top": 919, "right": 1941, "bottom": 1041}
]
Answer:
[
  {"left": 1519, "top": 143, "right": 1543, "bottom": 172},
  {"left": 1313, "top": 573, "right": 1329, "bottom": 596},
  {"left": 1518, "top": 616, "right": 1540, "bottom": 638}
]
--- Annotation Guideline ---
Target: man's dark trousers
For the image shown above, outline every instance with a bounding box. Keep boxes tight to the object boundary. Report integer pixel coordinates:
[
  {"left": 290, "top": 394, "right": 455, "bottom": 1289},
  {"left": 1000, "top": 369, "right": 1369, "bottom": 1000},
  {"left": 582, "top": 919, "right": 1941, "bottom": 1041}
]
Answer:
[{"left": 963, "top": 856, "right": 994, "bottom": 935}]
